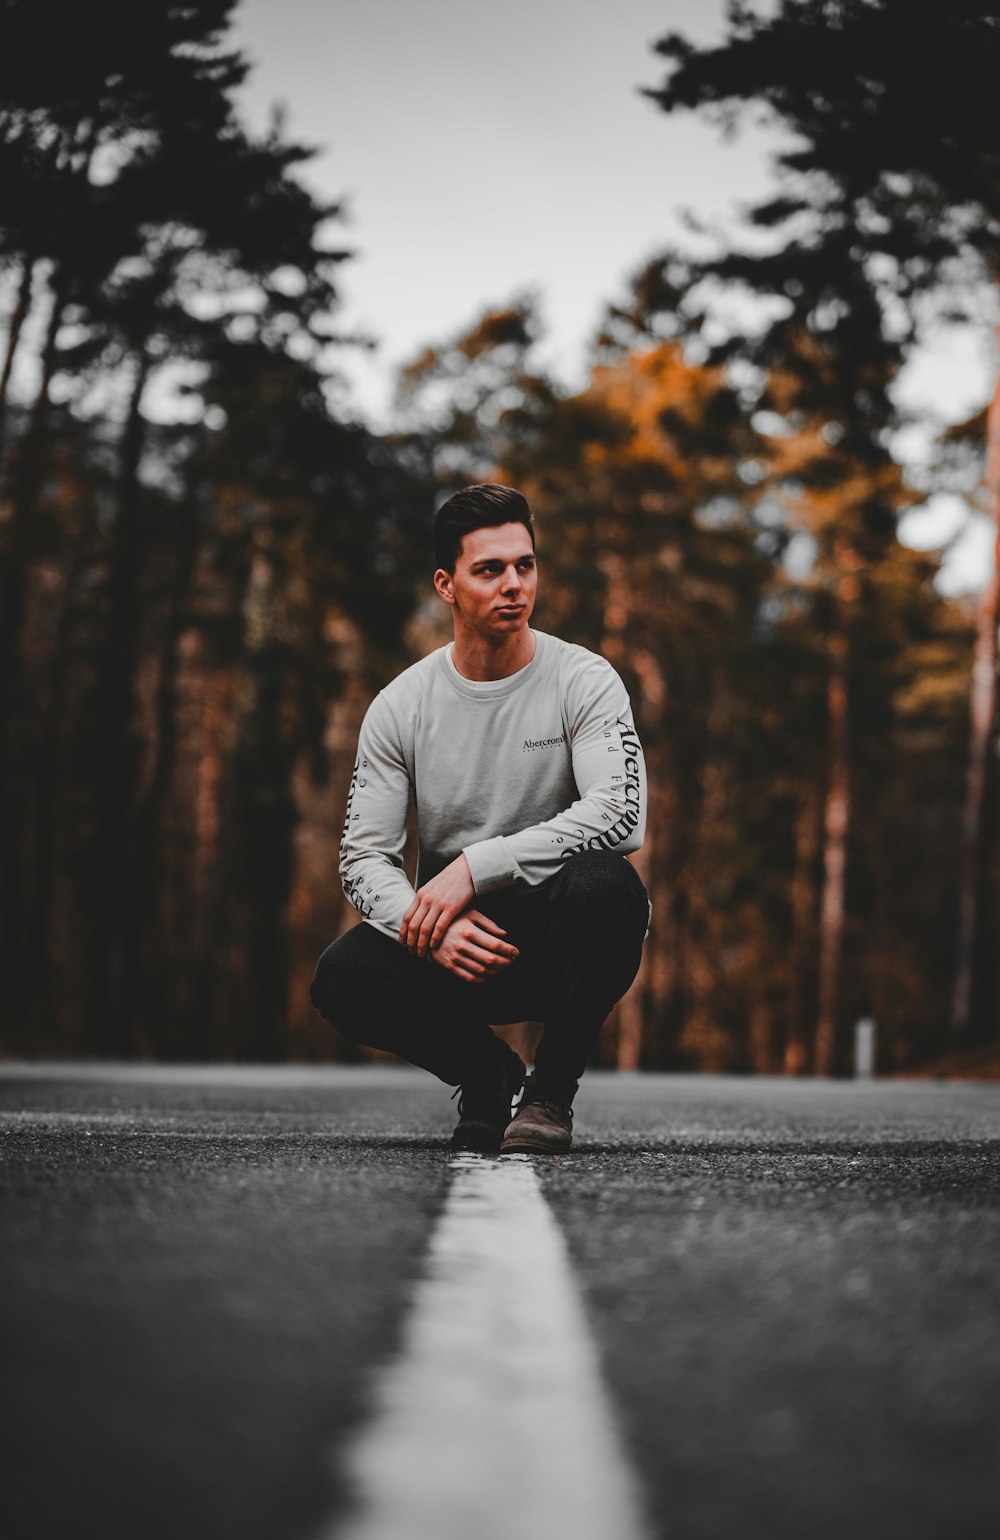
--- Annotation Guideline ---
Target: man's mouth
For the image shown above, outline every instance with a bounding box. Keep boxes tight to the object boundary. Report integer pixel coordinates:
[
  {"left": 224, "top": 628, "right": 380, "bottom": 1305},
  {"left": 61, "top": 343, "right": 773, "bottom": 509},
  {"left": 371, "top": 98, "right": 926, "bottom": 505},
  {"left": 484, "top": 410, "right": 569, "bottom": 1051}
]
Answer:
[{"left": 495, "top": 605, "right": 524, "bottom": 616}]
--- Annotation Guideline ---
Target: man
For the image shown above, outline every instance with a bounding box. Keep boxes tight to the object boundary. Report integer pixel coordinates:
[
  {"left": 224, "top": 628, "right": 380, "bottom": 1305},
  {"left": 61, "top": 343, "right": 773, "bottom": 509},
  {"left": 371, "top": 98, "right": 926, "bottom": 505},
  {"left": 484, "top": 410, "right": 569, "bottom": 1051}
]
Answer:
[{"left": 309, "top": 483, "right": 650, "bottom": 1153}]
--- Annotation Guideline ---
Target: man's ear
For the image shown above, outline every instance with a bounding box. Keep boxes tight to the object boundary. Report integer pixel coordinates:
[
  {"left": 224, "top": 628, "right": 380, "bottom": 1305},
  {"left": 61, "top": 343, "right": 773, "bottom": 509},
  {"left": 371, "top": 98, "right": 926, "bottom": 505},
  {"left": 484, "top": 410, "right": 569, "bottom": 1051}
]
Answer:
[{"left": 433, "top": 567, "right": 456, "bottom": 606}]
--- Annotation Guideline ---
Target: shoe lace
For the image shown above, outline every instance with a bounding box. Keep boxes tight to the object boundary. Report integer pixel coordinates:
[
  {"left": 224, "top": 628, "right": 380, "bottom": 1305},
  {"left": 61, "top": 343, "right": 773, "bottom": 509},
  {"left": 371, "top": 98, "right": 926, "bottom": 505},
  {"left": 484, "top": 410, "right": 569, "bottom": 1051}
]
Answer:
[
  {"left": 518, "top": 1080, "right": 573, "bottom": 1123},
  {"left": 452, "top": 1059, "right": 524, "bottom": 1120},
  {"left": 450, "top": 1082, "right": 501, "bottom": 1120}
]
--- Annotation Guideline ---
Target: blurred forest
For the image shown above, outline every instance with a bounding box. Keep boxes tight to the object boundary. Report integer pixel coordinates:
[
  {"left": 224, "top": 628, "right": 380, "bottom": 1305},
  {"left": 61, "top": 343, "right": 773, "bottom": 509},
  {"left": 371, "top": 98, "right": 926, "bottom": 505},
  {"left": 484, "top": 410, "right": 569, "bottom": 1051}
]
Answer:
[{"left": 1, "top": 0, "right": 997, "bottom": 1072}]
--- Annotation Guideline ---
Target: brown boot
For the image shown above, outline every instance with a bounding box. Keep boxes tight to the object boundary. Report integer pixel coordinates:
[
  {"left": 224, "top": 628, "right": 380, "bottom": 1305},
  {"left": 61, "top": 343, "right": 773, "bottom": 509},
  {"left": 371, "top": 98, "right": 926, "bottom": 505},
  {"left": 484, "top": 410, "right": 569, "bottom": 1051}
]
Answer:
[
  {"left": 500, "top": 1072, "right": 574, "bottom": 1153},
  {"left": 451, "top": 1050, "right": 525, "bottom": 1152}
]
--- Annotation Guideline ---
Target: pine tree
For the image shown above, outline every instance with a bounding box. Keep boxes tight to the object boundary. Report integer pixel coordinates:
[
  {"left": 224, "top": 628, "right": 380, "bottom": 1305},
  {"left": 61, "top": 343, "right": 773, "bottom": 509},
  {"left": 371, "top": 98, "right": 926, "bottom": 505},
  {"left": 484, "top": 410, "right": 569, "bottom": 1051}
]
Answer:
[
  {"left": 643, "top": 0, "right": 1000, "bottom": 1049},
  {"left": 0, "top": 0, "right": 378, "bottom": 1055}
]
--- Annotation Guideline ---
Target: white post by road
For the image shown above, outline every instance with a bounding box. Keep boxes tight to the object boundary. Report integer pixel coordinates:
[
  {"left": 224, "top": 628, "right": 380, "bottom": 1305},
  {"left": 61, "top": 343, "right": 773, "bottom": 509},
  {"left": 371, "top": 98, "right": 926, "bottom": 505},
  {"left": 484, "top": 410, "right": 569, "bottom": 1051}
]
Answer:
[{"left": 854, "top": 1016, "right": 876, "bottom": 1079}]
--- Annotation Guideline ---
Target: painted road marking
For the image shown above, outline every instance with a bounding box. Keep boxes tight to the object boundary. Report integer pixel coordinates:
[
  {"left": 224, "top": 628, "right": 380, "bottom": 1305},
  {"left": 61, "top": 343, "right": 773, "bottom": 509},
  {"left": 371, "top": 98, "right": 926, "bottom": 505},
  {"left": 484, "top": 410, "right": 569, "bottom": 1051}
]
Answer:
[{"left": 322, "top": 1153, "right": 648, "bottom": 1540}]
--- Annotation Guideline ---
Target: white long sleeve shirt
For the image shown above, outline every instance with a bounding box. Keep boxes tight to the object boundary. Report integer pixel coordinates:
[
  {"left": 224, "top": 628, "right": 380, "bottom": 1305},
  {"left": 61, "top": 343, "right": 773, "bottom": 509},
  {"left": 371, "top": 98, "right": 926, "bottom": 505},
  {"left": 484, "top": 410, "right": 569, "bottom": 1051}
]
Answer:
[{"left": 339, "top": 629, "right": 647, "bottom": 940}]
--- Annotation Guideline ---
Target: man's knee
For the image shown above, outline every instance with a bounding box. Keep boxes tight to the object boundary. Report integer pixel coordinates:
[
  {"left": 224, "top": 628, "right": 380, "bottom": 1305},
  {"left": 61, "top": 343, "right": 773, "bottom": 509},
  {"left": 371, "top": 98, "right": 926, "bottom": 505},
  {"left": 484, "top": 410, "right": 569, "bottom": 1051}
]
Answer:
[
  {"left": 309, "top": 928, "right": 371, "bottom": 1022},
  {"left": 556, "top": 848, "right": 645, "bottom": 898},
  {"left": 552, "top": 851, "right": 648, "bottom": 932}
]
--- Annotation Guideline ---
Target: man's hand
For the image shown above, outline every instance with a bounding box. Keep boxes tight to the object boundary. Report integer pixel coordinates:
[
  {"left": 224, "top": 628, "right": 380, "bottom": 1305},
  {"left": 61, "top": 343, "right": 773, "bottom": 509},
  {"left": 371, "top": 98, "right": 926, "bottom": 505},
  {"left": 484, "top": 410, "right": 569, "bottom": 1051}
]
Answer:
[
  {"left": 400, "top": 854, "right": 476, "bottom": 956},
  {"left": 429, "top": 910, "right": 520, "bottom": 983}
]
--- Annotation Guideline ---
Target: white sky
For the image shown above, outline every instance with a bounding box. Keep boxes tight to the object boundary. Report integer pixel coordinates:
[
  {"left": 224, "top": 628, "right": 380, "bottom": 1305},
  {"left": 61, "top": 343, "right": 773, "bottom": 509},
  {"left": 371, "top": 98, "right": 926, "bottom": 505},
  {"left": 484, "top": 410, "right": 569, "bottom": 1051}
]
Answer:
[{"left": 230, "top": 0, "right": 996, "bottom": 593}]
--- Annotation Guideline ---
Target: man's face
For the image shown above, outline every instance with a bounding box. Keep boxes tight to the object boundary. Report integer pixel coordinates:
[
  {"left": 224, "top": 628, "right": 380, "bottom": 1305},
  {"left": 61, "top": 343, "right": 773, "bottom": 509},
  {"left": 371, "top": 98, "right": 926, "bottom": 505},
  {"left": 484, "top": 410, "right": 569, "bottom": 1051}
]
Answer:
[{"left": 435, "top": 521, "right": 538, "bottom": 637}]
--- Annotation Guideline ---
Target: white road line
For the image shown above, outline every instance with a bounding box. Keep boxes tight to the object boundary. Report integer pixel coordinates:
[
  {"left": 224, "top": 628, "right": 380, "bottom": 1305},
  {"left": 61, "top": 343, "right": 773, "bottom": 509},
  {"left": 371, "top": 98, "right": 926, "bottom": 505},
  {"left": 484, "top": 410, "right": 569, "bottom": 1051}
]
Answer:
[{"left": 322, "top": 1153, "right": 649, "bottom": 1540}]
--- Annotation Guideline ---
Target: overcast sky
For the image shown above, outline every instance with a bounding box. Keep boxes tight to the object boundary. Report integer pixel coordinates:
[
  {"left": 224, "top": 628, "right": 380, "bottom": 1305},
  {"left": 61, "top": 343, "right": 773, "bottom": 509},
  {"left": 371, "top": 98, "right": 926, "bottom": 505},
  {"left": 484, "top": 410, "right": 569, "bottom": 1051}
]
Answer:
[{"left": 230, "top": 0, "right": 996, "bottom": 592}]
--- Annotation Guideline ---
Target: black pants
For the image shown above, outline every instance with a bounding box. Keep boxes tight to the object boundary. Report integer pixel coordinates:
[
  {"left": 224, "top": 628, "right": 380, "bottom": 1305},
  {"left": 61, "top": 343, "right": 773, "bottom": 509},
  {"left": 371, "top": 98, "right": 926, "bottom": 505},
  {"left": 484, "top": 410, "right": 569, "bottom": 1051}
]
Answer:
[{"left": 308, "top": 850, "right": 650, "bottom": 1094}]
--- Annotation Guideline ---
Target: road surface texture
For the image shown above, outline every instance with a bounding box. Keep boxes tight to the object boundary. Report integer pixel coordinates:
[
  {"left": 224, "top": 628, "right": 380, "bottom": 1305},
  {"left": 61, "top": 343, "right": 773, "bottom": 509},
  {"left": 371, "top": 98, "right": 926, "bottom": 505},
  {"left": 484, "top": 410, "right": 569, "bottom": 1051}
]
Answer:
[{"left": 1, "top": 1064, "right": 998, "bottom": 1540}]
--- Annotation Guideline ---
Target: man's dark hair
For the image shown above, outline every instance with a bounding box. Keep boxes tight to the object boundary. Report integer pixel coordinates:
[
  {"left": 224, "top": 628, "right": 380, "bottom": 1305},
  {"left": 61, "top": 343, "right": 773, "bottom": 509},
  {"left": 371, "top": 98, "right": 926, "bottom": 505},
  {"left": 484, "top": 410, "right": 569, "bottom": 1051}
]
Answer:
[{"left": 433, "top": 482, "right": 535, "bottom": 572}]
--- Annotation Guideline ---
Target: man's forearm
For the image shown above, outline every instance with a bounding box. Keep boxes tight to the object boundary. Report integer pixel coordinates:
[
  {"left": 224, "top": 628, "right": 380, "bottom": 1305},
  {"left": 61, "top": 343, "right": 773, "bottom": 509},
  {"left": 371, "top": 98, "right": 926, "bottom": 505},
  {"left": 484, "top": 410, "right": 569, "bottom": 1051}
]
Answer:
[
  {"left": 462, "top": 775, "right": 645, "bottom": 895},
  {"left": 462, "top": 706, "right": 646, "bottom": 895},
  {"left": 340, "top": 851, "right": 417, "bottom": 939},
  {"left": 338, "top": 691, "right": 417, "bottom": 939}
]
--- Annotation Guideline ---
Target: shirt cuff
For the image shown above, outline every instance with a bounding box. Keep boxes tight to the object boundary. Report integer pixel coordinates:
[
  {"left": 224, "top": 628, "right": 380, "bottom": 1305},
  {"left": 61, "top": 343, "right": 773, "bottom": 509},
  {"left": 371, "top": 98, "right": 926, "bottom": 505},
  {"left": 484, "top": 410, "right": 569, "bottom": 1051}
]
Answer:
[{"left": 462, "top": 836, "right": 521, "bottom": 894}]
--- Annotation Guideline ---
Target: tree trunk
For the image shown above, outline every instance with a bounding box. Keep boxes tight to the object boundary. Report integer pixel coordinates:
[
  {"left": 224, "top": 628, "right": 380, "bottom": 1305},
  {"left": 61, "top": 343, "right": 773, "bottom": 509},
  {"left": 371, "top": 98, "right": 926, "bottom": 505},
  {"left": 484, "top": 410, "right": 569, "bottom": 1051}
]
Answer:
[
  {"left": 951, "top": 333, "right": 1000, "bottom": 1036},
  {"left": 227, "top": 535, "right": 298, "bottom": 1062},
  {"left": 0, "top": 253, "right": 35, "bottom": 439},
  {"left": 194, "top": 667, "right": 232, "bottom": 955},
  {"left": 748, "top": 994, "right": 774, "bottom": 1075},
  {"left": 22, "top": 541, "right": 88, "bottom": 1043},
  {"left": 814, "top": 549, "right": 859, "bottom": 1076},
  {"left": 127, "top": 499, "right": 205, "bottom": 1054},
  {"left": 157, "top": 656, "right": 237, "bottom": 1061},
  {"left": 680, "top": 689, "right": 732, "bottom": 1069},
  {"left": 0, "top": 267, "right": 71, "bottom": 1036},
  {"left": 136, "top": 500, "right": 201, "bottom": 846},
  {"left": 616, "top": 837, "right": 651, "bottom": 1070},
  {"left": 785, "top": 786, "right": 821, "bottom": 1074},
  {"left": 92, "top": 350, "right": 152, "bottom": 1057}
]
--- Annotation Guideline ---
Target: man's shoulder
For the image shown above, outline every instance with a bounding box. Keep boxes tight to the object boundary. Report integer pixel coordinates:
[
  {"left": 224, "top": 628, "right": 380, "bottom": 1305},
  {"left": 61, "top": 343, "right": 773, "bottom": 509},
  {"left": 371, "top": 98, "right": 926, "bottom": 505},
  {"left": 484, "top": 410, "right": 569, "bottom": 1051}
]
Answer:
[
  {"left": 376, "top": 646, "right": 447, "bottom": 714},
  {"left": 540, "top": 632, "right": 623, "bottom": 687},
  {"left": 536, "top": 634, "right": 631, "bottom": 737},
  {"left": 385, "top": 646, "right": 446, "bottom": 691}
]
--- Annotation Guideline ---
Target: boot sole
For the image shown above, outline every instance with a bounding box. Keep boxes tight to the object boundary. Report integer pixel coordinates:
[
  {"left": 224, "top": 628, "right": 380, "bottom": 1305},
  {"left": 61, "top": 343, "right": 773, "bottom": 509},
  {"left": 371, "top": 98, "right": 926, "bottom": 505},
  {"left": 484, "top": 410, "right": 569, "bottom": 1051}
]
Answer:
[
  {"left": 451, "top": 1128, "right": 504, "bottom": 1151},
  {"left": 500, "top": 1134, "right": 573, "bottom": 1153}
]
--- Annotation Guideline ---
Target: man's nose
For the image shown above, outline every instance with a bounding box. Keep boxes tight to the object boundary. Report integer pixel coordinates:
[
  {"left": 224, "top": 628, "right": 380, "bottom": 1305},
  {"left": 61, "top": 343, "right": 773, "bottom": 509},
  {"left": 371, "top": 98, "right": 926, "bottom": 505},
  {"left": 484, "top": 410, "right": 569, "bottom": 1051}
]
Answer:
[{"left": 502, "top": 565, "right": 521, "bottom": 592}]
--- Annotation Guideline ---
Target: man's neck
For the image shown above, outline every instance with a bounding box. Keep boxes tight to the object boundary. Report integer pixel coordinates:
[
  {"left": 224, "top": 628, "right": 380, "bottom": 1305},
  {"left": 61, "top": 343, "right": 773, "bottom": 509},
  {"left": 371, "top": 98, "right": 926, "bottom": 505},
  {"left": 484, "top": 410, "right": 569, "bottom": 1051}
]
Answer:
[{"left": 451, "top": 627, "right": 537, "bottom": 682}]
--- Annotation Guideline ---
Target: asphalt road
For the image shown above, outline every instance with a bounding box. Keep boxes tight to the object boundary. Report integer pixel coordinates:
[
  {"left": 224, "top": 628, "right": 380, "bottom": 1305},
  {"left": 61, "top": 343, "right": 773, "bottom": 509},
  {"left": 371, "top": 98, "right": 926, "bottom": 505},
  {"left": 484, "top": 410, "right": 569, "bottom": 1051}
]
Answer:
[{"left": 1, "top": 1065, "right": 998, "bottom": 1540}]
